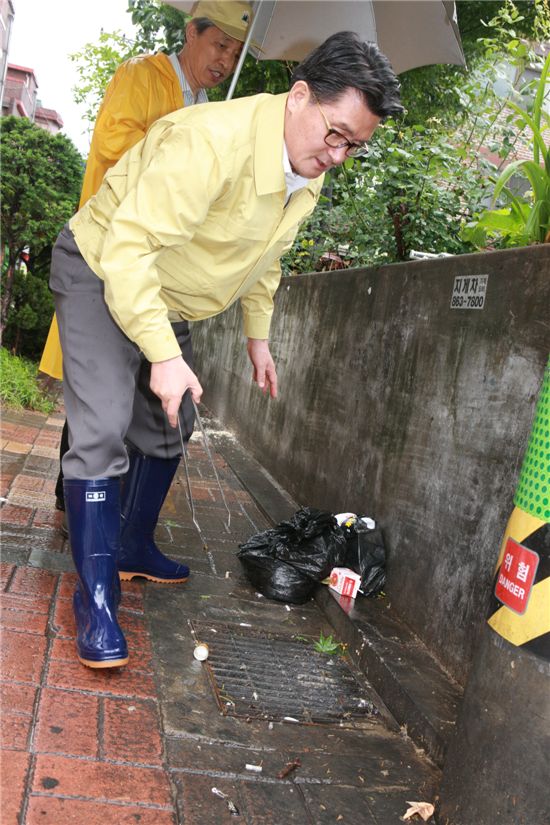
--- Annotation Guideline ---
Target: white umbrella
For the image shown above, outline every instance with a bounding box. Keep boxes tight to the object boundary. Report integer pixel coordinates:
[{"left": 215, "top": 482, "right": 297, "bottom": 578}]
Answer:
[{"left": 166, "top": 0, "right": 465, "bottom": 97}]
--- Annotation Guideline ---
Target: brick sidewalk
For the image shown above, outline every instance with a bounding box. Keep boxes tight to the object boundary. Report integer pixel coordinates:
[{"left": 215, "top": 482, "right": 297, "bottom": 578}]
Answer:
[
  {"left": 1, "top": 403, "right": 439, "bottom": 824},
  {"left": 1, "top": 407, "right": 180, "bottom": 822}
]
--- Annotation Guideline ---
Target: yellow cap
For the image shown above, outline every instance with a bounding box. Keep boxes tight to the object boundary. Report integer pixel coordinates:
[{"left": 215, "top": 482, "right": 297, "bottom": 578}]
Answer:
[{"left": 191, "top": 1, "right": 253, "bottom": 44}]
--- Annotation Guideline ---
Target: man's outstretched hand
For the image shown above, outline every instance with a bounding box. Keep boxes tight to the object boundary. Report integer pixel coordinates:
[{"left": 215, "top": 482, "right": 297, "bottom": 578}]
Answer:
[
  {"left": 247, "top": 338, "right": 278, "bottom": 399},
  {"left": 150, "top": 355, "right": 203, "bottom": 428}
]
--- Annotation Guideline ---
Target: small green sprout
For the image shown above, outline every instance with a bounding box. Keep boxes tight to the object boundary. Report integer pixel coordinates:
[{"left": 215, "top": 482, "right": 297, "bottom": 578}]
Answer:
[{"left": 313, "top": 632, "right": 345, "bottom": 655}]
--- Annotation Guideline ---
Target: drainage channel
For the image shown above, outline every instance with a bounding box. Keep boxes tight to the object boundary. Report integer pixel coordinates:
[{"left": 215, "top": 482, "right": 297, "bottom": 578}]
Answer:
[{"left": 192, "top": 620, "right": 381, "bottom": 725}]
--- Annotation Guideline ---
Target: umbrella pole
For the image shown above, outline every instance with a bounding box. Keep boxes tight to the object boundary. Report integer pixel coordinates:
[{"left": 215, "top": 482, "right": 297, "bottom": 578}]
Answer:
[{"left": 226, "top": 0, "right": 264, "bottom": 100}]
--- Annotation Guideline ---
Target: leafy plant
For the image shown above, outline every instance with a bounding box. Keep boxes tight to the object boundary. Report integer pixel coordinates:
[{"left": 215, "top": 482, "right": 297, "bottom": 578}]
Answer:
[
  {"left": 465, "top": 52, "right": 550, "bottom": 246},
  {"left": 283, "top": 1, "right": 549, "bottom": 271},
  {"left": 0, "top": 118, "right": 83, "bottom": 345},
  {"left": 313, "top": 633, "right": 344, "bottom": 656},
  {"left": 70, "top": 30, "right": 140, "bottom": 130},
  {"left": 0, "top": 348, "right": 55, "bottom": 413},
  {"left": 2, "top": 266, "right": 55, "bottom": 361},
  {"left": 283, "top": 119, "right": 493, "bottom": 274},
  {"left": 129, "top": 0, "right": 188, "bottom": 54}
]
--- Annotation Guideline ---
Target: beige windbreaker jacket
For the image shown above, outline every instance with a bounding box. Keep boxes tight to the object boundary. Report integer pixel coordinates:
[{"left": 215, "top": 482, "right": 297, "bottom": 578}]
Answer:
[{"left": 70, "top": 92, "right": 324, "bottom": 363}]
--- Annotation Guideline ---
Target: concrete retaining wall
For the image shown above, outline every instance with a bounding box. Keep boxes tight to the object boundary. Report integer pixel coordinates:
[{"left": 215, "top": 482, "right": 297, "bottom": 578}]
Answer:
[{"left": 192, "top": 245, "right": 550, "bottom": 683}]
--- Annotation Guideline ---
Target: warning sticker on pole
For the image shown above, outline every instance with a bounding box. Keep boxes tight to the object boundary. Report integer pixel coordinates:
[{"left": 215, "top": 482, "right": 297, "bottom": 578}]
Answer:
[
  {"left": 450, "top": 274, "right": 488, "bottom": 309},
  {"left": 494, "top": 538, "right": 539, "bottom": 615}
]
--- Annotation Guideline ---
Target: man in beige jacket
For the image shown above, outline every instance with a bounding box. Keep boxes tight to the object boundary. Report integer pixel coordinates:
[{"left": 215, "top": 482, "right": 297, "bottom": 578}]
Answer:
[
  {"left": 50, "top": 31, "right": 402, "bottom": 668},
  {"left": 40, "top": 0, "right": 254, "bottom": 521}
]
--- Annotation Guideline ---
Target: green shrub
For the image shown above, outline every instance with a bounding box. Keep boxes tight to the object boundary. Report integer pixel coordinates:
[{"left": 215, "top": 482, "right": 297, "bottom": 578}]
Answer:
[{"left": 0, "top": 347, "right": 55, "bottom": 413}]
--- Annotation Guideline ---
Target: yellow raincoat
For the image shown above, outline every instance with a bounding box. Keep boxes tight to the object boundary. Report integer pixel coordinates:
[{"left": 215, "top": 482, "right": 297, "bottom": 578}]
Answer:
[{"left": 39, "top": 53, "right": 184, "bottom": 378}]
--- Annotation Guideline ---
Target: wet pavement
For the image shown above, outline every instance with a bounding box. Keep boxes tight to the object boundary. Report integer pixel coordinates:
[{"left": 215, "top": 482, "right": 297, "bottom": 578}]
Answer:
[{"left": 1, "top": 401, "right": 439, "bottom": 824}]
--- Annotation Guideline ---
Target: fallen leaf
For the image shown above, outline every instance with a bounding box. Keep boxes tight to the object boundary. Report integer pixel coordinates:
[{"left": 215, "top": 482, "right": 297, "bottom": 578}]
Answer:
[{"left": 403, "top": 801, "right": 435, "bottom": 821}]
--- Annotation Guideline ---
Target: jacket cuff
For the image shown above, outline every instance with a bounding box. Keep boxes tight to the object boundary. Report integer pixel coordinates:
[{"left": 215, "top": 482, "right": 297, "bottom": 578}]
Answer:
[
  {"left": 243, "top": 315, "right": 272, "bottom": 340},
  {"left": 137, "top": 327, "right": 182, "bottom": 363}
]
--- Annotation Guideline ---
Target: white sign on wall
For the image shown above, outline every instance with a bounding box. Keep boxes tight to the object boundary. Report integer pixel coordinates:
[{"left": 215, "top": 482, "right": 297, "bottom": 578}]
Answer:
[{"left": 450, "top": 274, "right": 489, "bottom": 309}]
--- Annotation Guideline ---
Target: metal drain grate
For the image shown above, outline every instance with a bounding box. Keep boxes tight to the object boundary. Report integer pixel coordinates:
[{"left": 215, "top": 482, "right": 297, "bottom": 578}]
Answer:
[{"left": 192, "top": 621, "right": 379, "bottom": 724}]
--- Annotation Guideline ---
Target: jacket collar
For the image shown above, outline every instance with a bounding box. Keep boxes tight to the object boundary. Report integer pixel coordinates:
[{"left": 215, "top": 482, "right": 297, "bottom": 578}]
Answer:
[
  {"left": 254, "top": 93, "right": 288, "bottom": 197},
  {"left": 254, "top": 93, "right": 323, "bottom": 199}
]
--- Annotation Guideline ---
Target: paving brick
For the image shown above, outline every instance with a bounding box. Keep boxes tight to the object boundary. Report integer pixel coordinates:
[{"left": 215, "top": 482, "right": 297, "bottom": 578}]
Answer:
[
  {"left": 34, "top": 688, "right": 99, "bottom": 758},
  {"left": 56, "top": 573, "right": 78, "bottom": 600},
  {"left": 2, "top": 423, "right": 39, "bottom": 442},
  {"left": 0, "top": 562, "right": 16, "bottom": 588},
  {"left": 51, "top": 596, "right": 75, "bottom": 638},
  {"left": 0, "top": 473, "right": 14, "bottom": 496},
  {"left": 0, "top": 450, "right": 25, "bottom": 482},
  {"left": 119, "top": 579, "right": 145, "bottom": 597},
  {"left": 47, "top": 659, "right": 157, "bottom": 699},
  {"left": 25, "top": 796, "right": 176, "bottom": 824},
  {"left": 1, "top": 629, "right": 47, "bottom": 684},
  {"left": 1, "top": 708, "right": 33, "bottom": 749},
  {"left": 123, "top": 630, "right": 155, "bottom": 674},
  {"left": 0, "top": 600, "right": 49, "bottom": 635},
  {"left": 1, "top": 503, "right": 33, "bottom": 525},
  {"left": 0, "top": 591, "right": 50, "bottom": 613},
  {"left": 49, "top": 637, "right": 76, "bottom": 661},
  {"left": 9, "top": 566, "right": 58, "bottom": 598},
  {"left": 35, "top": 431, "right": 62, "bottom": 447},
  {"left": 33, "top": 508, "right": 65, "bottom": 529},
  {"left": 33, "top": 754, "right": 173, "bottom": 807},
  {"left": 42, "top": 478, "right": 57, "bottom": 494},
  {"left": 4, "top": 441, "right": 32, "bottom": 454},
  {"left": 0, "top": 681, "right": 37, "bottom": 715},
  {"left": 119, "top": 588, "right": 145, "bottom": 612},
  {"left": 45, "top": 416, "right": 64, "bottom": 427},
  {"left": 102, "top": 697, "right": 163, "bottom": 764},
  {"left": 51, "top": 631, "right": 150, "bottom": 678},
  {"left": 30, "top": 446, "right": 59, "bottom": 459},
  {"left": 9, "top": 490, "right": 55, "bottom": 509},
  {"left": 0, "top": 749, "right": 30, "bottom": 824},
  {"left": 117, "top": 608, "right": 148, "bottom": 636},
  {"left": 0, "top": 681, "right": 36, "bottom": 748},
  {"left": 12, "top": 475, "right": 46, "bottom": 492}
]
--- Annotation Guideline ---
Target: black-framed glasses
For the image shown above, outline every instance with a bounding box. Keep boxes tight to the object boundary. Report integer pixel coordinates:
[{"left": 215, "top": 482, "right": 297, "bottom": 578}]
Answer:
[{"left": 313, "top": 94, "right": 369, "bottom": 159}]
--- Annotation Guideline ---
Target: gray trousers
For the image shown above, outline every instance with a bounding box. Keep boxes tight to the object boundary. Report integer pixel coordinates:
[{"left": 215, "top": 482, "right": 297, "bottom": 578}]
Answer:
[{"left": 50, "top": 225, "right": 194, "bottom": 480}]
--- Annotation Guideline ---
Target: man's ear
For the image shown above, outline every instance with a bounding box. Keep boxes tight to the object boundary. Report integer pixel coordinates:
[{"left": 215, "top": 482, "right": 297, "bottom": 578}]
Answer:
[
  {"left": 185, "top": 20, "right": 198, "bottom": 45},
  {"left": 287, "top": 80, "right": 311, "bottom": 113}
]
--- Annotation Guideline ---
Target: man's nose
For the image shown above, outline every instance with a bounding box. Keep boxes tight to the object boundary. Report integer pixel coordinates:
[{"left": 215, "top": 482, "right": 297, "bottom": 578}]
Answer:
[
  {"left": 327, "top": 145, "right": 349, "bottom": 167},
  {"left": 219, "top": 51, "right": 236, "bottom": 73}
]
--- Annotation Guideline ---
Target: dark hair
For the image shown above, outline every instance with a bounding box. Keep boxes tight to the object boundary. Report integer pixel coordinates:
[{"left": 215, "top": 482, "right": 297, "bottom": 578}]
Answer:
[
  {"left": 291, "top": 31, "right": 403, "bottom": 119},
  {"left": 186, "top": 17, "right": 216, "bottom": 37}
]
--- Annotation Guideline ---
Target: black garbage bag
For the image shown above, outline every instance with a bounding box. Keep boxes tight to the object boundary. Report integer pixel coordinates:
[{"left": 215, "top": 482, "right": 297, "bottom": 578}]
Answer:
[
  {"left": 238, "top": 507, "right": 347, "bottom": 604},
  {"left": 341, "top": 517, "right": 386, "bottom": 597}
]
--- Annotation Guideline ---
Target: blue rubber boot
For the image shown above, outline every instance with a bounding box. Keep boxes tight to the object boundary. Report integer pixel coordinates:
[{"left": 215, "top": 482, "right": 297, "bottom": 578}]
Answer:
[
  {"left": 64, "top": 478, "right": 128, "bottom": 668},
  {"left": 118, "top": 449, "right": 190, "bottom": 583}
]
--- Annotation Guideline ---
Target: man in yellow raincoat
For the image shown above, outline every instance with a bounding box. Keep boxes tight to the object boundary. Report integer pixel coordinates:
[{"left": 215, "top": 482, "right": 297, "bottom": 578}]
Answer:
[
  {"left": 49, "top": 32, "right": 402, "bottom": 669},
  {"left": 39, "top": 0, "right": 253, "bottom": 514}
]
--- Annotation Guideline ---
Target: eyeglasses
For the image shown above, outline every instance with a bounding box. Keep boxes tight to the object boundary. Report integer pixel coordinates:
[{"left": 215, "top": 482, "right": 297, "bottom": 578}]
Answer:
[{"left": 313, "top": 94, "right": 369, "bottom": 159}]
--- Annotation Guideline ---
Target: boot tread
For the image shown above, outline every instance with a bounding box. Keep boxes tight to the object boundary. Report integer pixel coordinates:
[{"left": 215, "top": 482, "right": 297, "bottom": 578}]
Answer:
[
  {"left": 119, "top": 571, "right": 188, "bottom": 583},
  {"left": 78, "top": 655, "right": 129, "bottom": 668}
]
